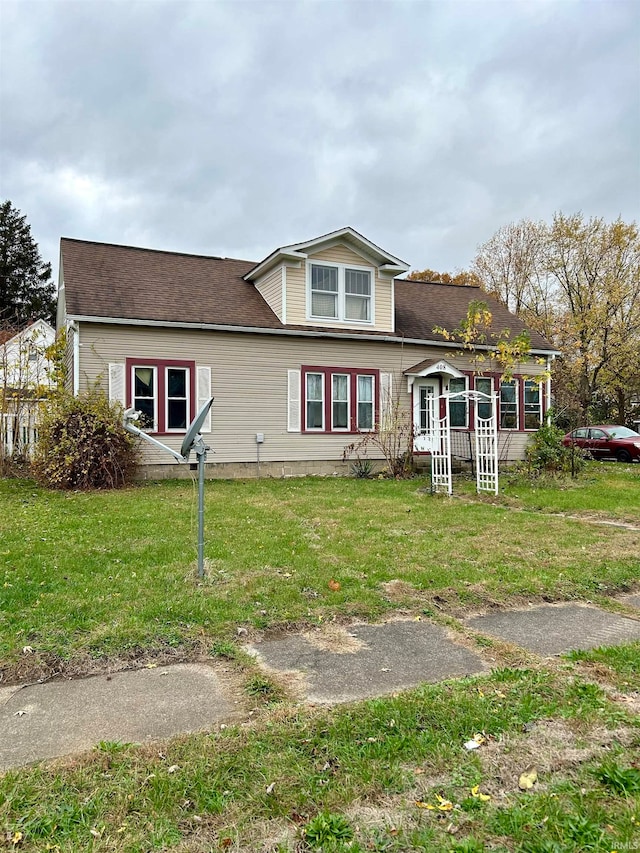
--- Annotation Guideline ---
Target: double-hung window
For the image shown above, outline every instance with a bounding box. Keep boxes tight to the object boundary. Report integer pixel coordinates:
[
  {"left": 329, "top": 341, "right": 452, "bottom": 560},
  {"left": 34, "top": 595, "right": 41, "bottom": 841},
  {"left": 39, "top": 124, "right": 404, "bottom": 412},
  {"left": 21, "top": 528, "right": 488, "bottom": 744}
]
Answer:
[
  {"left": 357, "top": 375, "right": 374, "bottom": 430},
  {"left": 166, "top": 367, "right": 189, "bottom": 431},
  {"left": 309, "top": 262, "right": 373, "bottom": 324},
  {"left": 302, "top": 366, "right": 377, "bottom": 432},
  {"left": 133, "top": 366, "right": 157, "bottom": 431},
  {"left": 128, "top": 359, "right": 194, "bottom": 434},
  {"left": 448, "top": 376, "right": 468, "bottom": 428},
  {"left": 332, "top": 374, "right": 350, "bottom": 431},
  {"left": 475, "top": 377, "right": 493, "bottom": 421},
  {"left": 345, "top": 269, "right": 371, "bottom": 321},
  {"left": 306, "top": 372, "right": 325, "bottom": 431},
  {"left": 523, "top": 379, "right": 542, "bottom": 430},
  {"left": 500, "top": 379, "right": 518, "bottom": 429},
  {"left": 310, "top": 266, "right": 339, "bottom": 319}
]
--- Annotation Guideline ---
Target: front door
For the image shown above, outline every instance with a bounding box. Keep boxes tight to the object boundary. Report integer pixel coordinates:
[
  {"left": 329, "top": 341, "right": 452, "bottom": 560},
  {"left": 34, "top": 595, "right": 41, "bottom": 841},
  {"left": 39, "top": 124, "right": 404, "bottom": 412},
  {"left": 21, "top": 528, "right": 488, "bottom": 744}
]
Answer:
[{"left": 413, "top": 379, "right": 439, "bottom": 453}]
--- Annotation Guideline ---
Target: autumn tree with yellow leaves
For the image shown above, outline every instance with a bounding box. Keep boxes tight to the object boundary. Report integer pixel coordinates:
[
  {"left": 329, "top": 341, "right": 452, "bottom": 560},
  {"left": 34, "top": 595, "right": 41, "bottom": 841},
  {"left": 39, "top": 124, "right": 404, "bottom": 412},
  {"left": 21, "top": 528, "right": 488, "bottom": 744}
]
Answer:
[{"left": 472, "top": 213, "right": 640, "bottom": 426}]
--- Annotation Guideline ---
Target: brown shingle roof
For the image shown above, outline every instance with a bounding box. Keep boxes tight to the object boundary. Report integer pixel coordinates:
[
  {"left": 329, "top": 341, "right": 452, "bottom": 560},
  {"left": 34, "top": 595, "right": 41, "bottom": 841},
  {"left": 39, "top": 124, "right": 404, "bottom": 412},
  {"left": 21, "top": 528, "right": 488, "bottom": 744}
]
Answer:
[
  {"left": 394, "top": 278, "right": 552, "bottom": 351},
  {"left": 61, "top": 238, "right": 555, "bottom": 352}
]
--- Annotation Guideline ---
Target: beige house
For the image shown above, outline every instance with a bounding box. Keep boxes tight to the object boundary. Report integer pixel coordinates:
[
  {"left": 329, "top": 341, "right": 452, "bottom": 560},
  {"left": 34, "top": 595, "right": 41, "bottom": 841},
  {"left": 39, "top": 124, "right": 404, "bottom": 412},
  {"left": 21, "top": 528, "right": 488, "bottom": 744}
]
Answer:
[{"left": 57, "top": 227, "right": 558, "bottom": 478}]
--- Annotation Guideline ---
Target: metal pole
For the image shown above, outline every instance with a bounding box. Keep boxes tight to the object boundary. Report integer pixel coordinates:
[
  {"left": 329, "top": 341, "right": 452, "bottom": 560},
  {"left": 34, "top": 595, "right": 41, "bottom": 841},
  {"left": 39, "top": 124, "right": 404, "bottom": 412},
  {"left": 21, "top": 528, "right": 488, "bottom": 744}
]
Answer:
[{"left": 197, "top": 446, "right": 206, "bottom": 578}]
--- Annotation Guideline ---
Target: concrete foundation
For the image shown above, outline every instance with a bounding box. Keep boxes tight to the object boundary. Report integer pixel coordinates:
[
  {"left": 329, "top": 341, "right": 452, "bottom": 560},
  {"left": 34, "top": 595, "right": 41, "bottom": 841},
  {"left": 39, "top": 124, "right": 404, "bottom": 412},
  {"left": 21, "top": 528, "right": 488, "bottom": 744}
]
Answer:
[{"left": 135, "top": 458, "right": 372, "bottom": 480}]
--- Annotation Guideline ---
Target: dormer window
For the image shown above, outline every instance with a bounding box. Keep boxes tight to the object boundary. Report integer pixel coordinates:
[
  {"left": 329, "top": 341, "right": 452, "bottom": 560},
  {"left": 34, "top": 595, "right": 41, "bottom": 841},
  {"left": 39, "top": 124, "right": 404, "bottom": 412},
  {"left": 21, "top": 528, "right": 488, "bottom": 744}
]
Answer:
[{"left": 308, "top": 261, "right": 373, "bottom": 324}]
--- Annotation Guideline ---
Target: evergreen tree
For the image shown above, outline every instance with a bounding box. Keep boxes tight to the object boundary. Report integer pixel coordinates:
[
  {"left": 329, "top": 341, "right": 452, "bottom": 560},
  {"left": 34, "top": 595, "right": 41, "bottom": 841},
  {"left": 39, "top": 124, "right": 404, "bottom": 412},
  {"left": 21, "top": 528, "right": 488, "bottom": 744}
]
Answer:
[{"left": 0, "top": 200, "right": 56, "bottom": 326}]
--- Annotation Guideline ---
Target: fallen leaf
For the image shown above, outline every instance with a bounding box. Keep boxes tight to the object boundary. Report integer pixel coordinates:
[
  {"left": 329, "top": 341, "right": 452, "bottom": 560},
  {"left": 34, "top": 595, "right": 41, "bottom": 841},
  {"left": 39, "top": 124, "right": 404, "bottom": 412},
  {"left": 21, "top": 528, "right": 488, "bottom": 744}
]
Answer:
[
  {"left": 518, "top": 767, "right": 538, "bottom": 790},
  {"left": 265, "top": 782, "right": 276, "bottom": 794},
  {"left": 21, "top": 646, "right": 34, "bottom": 655},
  {"left": 11, "top": 831, "right": 23, "bottom": 846},
  {"left": 415, "top": 800, "right": 436, "bottom": 810},
  {"left": 14, "top": 710, "right": 27, "bottom": 717},
  {"left": 145, "top": 663, "right": 157, "bottom": 669},
  {"left": 328, "top": 579, "right": 341, "bottom": 591},
  {"left": 435, "top": 794, "right": 454, "bottom": 811},
  {"left": 470, "top": 785, "right": 491, "bottom": 801},
  {"left": 89, "top": 828, "right": 101, "bottom": 838},
  {"left": 167, "top": 765, "right": 180, "bottom": 774}
]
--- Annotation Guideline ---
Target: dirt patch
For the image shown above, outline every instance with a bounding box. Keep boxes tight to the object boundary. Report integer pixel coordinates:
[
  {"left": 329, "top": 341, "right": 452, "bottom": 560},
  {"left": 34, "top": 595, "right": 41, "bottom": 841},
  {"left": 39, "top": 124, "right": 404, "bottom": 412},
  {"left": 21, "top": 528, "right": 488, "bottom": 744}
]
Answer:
[
  {"left": 477, "top": 718, "right": 636, "bottom": 797},
  {"left": 0, "top": 639, "right": 216, "bottom": 688},
  {"left": 303, "top": 623, "right": 367, "bottom": 654},
  {"left": 381, "top": 579, "right": 418, "bottom": 602}
]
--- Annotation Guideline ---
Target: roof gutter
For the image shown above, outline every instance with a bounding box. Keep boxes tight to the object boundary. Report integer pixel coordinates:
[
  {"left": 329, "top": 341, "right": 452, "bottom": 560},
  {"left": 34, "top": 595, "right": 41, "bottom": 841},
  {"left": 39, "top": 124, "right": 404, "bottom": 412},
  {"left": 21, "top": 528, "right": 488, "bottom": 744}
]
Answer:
[{"left": 66, "top": 314, "right": 561, "bottom": 357}]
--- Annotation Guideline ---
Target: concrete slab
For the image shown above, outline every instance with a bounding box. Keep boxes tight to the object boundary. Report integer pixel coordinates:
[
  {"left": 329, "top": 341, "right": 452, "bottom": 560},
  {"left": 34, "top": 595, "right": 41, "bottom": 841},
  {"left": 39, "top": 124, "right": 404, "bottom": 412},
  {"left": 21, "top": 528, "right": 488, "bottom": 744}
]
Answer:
[
  {"left": 0, "top": 663, "right": 242, "bottom": 771},
  {"left": 249, "top": 620, "right": 487, "bottom": 704},
  {"left": 466, "top": 604, "right": 640, "bottom": 656},
  {"left": 624, "top": 594, "right": 640, "bottom": 609}
]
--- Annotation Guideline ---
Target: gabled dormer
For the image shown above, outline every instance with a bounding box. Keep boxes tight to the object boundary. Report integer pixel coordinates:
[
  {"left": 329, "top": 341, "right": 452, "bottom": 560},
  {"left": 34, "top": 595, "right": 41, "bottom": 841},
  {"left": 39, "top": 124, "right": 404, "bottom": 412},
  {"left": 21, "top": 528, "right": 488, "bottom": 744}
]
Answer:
[{"left": 243, "top": 227, "right": 409, "bottom": 333}]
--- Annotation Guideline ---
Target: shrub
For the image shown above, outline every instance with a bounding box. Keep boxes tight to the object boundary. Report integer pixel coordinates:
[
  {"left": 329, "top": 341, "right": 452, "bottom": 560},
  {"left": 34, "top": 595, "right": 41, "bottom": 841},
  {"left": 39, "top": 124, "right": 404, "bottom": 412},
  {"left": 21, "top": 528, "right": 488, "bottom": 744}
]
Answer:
[
  {"left": 350, "top": 457, "right": 374, "bottom": 479},
  {"left": 34, "top": 391, "right": 138, "bottom": 489},
  {"left": 343, "top": 404, "right": 415, "bottom": 479},
  {"left": 524, "top": 420, "right": 586, "bottom": 478},
  {"left": 303, "top": 812, "right": 354, "bottom": 848}
]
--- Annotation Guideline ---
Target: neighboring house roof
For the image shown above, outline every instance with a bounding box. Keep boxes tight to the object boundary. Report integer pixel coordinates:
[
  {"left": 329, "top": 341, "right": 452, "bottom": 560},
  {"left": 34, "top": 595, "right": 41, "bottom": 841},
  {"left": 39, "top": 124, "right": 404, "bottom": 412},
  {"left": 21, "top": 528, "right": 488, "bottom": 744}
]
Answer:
[
  {"left": 0, "top": 319, "right": 55, "bottom": 390},
  {"left": 0, "top": 319, "right": 55, "bottom": 348},
  {"left": 60, "top": 238, "right": 556, "bottom": 353}
]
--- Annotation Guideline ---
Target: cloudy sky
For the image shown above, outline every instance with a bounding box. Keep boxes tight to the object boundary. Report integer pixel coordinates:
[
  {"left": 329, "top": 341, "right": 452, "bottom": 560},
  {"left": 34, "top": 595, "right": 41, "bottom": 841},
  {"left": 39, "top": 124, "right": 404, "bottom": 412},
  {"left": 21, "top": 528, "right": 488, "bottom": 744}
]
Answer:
[{"left": 1, "top": 0, "right": 638, "bottom": 283}]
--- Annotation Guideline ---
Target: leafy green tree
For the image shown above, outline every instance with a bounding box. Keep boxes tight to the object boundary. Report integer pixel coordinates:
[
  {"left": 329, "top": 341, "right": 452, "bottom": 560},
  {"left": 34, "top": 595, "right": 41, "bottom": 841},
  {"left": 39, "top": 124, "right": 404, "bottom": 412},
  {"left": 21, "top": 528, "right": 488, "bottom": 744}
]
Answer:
[{"left": 0, "top": 200, "right": 55, "bottom": 325}]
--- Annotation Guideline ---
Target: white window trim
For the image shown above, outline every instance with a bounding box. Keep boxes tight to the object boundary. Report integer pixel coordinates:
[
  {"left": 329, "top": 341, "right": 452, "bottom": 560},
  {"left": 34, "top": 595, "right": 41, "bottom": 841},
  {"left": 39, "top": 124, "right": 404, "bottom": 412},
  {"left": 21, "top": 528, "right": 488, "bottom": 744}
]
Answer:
[
  {"left": 448, "top": 376, "right": 469, "bottom": 429},
  {"left": 306, "top": 259, "right": 375, "bottom": 325},
  {"left": 500, "top": 378, "right": 519, "bottom": 431},
  {"left": 305, "top": 371, "right": 325, "bottom": 431},
  {"left": 331, "top": 373, "right": 351, "bottom": 432},
  {"left": 165, "top": 365, "right": 191, "bottom": 433},
  {"left": 523, "top": 379, "right": 543, "bottom": 431},
  {"left": 132, "top": 364, "right": 158, "bottom": 432},
  {"left": 357, "top": 374, "right": 375, "bottom": 432}
]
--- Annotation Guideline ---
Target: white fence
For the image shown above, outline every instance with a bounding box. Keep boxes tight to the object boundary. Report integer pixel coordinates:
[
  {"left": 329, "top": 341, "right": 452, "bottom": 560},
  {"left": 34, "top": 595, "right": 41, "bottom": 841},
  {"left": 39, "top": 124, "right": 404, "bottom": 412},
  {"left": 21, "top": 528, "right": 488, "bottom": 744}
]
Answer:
[{"left": 1, "top": 406, "right": 41, "bottom": 459}]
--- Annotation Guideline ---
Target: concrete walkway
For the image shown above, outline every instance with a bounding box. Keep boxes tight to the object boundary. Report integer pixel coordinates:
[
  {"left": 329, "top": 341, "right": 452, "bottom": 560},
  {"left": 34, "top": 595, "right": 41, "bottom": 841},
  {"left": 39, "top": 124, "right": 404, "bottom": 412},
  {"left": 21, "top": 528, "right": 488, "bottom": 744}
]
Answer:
[
  {"left": 466, "top": 603, "right": 640, "bottom": 656},
  {"left": 0, "top": 663, "right": 245, "bottom": 772},
  {"left": 1, "top": 600, "right": 639, "bottom": 771}
]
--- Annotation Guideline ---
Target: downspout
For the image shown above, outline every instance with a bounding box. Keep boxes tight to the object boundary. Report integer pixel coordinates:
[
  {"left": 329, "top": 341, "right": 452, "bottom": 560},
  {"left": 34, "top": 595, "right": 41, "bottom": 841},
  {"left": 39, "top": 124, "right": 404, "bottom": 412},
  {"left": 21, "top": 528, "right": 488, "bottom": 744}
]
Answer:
[{"left": 69, "top": 321, "right": 80, "bottom": 396}]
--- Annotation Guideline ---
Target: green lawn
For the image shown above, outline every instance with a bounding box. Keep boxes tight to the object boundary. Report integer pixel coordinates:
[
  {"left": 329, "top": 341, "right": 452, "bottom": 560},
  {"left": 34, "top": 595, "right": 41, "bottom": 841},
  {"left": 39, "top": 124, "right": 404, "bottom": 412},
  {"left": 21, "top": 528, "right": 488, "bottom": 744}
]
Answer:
[
  {"left": 462, "top": 462, "right": 640, "bottom": 524},
  {"left": 1, "top": 466, "right": 639, "bottom": 852},
  {"left": 1, "top": 466, "right": 639, "bottom": 682}
]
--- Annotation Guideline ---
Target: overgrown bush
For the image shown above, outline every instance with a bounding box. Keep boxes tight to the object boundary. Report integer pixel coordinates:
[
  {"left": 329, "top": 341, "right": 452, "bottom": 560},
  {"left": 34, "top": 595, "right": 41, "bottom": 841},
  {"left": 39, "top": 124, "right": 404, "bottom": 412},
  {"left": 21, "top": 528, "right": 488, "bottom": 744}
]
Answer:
[
  {"left": 343, "top": 406, "right": 415, "bottom": 478},
  {"left": 524, "top": 420, "right": 586, "bottom": 478},
  {"left": 34, "top": 391, "right": 139, "bottom": 489}
]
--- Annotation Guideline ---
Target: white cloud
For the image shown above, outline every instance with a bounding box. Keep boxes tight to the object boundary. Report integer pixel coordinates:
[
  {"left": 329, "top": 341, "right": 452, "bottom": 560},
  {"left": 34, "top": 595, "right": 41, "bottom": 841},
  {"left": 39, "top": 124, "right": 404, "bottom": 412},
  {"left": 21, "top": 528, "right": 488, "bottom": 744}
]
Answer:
[{"left": 1, "top": 0, "right": 638, "bottom": 281}]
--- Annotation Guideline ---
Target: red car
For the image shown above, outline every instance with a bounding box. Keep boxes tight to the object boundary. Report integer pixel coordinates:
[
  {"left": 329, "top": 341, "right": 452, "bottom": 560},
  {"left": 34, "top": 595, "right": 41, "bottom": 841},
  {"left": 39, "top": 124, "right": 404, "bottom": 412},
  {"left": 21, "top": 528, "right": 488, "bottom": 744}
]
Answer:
[{"left": 562, "top": 425, "right": 640, "bottom": 463}]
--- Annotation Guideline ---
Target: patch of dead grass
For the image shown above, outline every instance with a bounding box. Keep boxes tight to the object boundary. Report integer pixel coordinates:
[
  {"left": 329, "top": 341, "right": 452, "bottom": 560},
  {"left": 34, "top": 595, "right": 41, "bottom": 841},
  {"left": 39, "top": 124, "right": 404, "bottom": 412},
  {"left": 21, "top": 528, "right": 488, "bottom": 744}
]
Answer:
[
  {"left": 476, "top": 718, "right": 637, "bottom": 797},
  {"left": 303, "top": 623, "right": 367, "bottom": 654}
]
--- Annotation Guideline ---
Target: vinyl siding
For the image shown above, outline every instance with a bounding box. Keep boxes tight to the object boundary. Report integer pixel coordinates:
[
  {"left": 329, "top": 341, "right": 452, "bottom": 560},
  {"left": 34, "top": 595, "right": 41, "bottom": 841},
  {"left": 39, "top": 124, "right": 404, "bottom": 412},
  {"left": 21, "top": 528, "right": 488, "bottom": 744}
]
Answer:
[
  {"left": 77, "top": 322, "right": 545, "bottom": 467},
  {"left": 285, "top": 245, "right": 394, "bottom": 332},
  {"left": 254, "top": 265, "right": 283, "bottom": 322}
]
